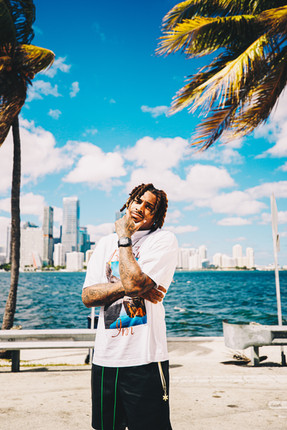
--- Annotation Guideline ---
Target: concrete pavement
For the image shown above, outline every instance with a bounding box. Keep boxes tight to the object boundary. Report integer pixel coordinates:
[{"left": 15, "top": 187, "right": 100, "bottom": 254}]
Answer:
[{"left": 1, "top": 337, "right": 287, "bottom": 430}]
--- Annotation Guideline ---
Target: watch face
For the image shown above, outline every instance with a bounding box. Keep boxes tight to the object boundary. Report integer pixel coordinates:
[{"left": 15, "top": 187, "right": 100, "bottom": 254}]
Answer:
[{"left": 118, "top": 237, "right": 131, "bottom": 246}]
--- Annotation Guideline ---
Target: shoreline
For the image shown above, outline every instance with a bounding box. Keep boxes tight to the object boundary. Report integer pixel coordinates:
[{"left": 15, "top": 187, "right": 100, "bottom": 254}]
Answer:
[{"left": 0, "top": 268, "right": 285, "bottom": 273}]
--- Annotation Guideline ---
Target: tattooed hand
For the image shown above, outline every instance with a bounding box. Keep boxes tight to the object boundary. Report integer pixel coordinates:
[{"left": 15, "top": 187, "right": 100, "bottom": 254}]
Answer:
[
  {"left": 106, "top": 263, "right": 120, "bottom": 283},
  {"left": 140, "top": 286, "right": 167, "bottom": 304},
  {"left": 115, "top": 209, "right": 147, "bottom": 238}
]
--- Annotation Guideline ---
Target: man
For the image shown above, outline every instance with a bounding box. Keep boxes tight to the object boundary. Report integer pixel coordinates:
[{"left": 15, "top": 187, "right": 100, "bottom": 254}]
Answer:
[{"left": 82, "top": 183, "right": 178, "bottom": 430}]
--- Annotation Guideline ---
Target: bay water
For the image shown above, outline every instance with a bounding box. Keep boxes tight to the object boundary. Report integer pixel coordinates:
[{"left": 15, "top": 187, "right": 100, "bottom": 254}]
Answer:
[{"left": 0, "top": 270, "right": 286, "bottom": 336}]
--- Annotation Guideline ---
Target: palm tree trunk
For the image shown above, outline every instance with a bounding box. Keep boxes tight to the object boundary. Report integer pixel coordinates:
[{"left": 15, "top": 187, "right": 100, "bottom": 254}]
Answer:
[{"left": 1, "top": 116, "right": 21, "bottom": 330}]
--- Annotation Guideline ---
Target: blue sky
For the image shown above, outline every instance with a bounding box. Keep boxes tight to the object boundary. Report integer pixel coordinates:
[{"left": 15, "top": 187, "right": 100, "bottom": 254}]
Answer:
[{"left": 0, "top": 0, "right": 287, "bottom": 266}]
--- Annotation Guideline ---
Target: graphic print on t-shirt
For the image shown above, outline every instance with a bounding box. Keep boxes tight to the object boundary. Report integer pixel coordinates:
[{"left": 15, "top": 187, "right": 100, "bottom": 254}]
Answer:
[{"left": 104, "top": 251, "right": 147, "bottom": 330}]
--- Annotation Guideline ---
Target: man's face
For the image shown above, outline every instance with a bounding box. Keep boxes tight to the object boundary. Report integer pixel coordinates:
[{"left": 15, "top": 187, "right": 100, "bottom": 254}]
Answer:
[{"left": 128, "top": 191, "right": 157, "bottom": 230}]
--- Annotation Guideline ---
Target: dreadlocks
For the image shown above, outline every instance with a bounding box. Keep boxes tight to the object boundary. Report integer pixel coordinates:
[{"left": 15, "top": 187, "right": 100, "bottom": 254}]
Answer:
[{"left": 120, "top": 183, "right": 168, "bottom": 231}]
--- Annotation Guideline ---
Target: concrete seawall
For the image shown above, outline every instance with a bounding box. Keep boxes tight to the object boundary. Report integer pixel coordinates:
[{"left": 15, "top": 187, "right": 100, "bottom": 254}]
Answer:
[{"left": 1, "top": 337, "right": 287, "bottom": 429}]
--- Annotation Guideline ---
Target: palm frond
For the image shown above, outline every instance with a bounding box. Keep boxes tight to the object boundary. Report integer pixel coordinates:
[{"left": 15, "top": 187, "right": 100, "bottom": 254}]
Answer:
[
  {"left": 172, "top": 34, "right": 274, "bottom": 115},
  {"left": 0, "top": 0, "right": 16, "bottom": 44},
  {"left": 216, "top": 0, "right": 285, "bottom": 15},
  {"left": 259, "top": 5, "right": 287, "bottom": 37},
  {"left": 0, "top": 86, "right": 26, "bottom": 146},
  {"left": 169, "top": 51, "right": 235, "bottom": 112},
  {"left": 191, "top": 44, "right": 287, "bottom": 148},
  {"left": 191, "top": 103, "right": 238, "bottom": 149},
  {"left": 158, "top": 15, "right": 258, "bottom": 57},
  {"left": 230, "top": 47, "right": 287, "bottom": 136},
  {"left": 17, "top": 44, "right": 55, "bottom": 78},
  {"left": 162, "top": 0, "right": 226, "bottom": 30},
  {"left": 3, "top": 0, "right": 35, "bottom": 44}
]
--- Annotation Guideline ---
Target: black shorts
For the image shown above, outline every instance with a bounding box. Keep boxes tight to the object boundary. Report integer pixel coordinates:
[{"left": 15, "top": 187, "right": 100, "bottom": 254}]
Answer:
[{"left": 91, "top": 361, "right": 172, "bottom": 430}]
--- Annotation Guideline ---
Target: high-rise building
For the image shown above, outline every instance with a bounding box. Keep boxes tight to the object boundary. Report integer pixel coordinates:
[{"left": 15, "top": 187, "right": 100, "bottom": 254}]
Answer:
[
  {"left": 43, "top": 206, "right": 54, "bottom": 266},
  {"left": 53, "top": 243, "right": 65, "bottom": 267},
  {"left": 20, "top": 223, "right": 43, "bottom": 269},
  {"left": 198, "top": 245, "right": 207, "bottom": 262},
  {"left": 246, "top": 247, "right": 255, "bottom": 268},
  {"left": 233, "top": 244, "right": 243, "bottom": 267},
  {"left": 79, "top": 226, "right": 90, "bottom": 255},
  {"left": 62, "top": 197, "right": 80, "bottom": 255},
  {"left": 213, "top": 253, "right": 222, "bottom": 268},
  {"left": 6, "top": 224, "right": 11, "bottom": 263},
  {"left": 66, "top": 251, "right": 84, "bottom": 271}
]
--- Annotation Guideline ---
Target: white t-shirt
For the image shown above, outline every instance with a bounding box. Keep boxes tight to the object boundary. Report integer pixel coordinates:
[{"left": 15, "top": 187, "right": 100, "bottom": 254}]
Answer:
[{"left": 83, "top": 228, "right": 178, "bottom": 367}]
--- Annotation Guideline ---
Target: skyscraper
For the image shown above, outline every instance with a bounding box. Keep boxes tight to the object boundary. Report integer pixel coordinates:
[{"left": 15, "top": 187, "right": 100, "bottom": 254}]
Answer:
[
  {"left": 62, "top": 197, "right": 80, "bottom": 255},
  {"left": 79, "top": 226, "right": 90, "bottom": 255},
  {"left": 53, "top": 243, "right": 65, "bottom": 267},
  {"left": 232, "top": 244, "right": 243, "bottom": 267},
  {"left": 6, "top": 224, "right": 11, "bottom": 263},
  {"left": 246, "top": 247, "right": 255, "bottom": 269},
  {"left": 43, "top": 206, "right": 54, "bottom": 266},
  {"left": 20, "top": 223, "right": 43, "bottom": 269}
]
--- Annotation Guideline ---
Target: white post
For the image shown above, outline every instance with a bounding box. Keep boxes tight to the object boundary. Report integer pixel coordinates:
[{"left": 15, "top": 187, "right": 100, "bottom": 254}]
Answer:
[{"left": 270, "top": 194, "right": 286, "bottom": 365}]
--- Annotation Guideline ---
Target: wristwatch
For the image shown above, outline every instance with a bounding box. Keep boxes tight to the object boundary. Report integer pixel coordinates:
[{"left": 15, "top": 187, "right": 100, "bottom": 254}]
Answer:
[{"left": 118, "top": 237, "right": 132, "bottom": 247}]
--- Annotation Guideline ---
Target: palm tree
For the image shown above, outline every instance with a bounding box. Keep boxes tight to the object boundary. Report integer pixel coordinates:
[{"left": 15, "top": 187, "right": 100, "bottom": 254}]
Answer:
[
  {"left": 157, "top": 0, "right": 287, "bottom": 149},
  {"left": 0, "top": 1, "right": 54, "bottom": 331}
]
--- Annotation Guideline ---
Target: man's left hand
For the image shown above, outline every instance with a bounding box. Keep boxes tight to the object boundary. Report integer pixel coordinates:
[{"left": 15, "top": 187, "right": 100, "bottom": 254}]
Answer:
[{"left": 140, "top": 286, "right": 167, "bottom": 304}]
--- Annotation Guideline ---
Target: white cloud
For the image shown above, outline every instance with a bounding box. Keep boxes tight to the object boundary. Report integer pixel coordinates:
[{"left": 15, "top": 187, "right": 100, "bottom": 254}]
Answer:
[
  {"left": 83, "top": 127, "right": 98, "bottom": 136},
  {"left": 261, "top": 211, "right": 287, "bottom": 225},
  {"left": 0, "top": 193, "right": 46, "bottom": 218},
  {"left": 141, "top": 105, "right": 169, "bottom": 118},
  {"left": 48, "top": 109, "right": 62, "bottom": 119},
  {"left": 198, "top": 191, "right": 266, "bottom": 216},
  {"left": 0, "top": 216, "right": 10, "bottom": 247},
  {"left": 125, "top": 136, "right": 235, "bottom": 202},
  {"left": 125, "top": 136, "right": 188, "bottom": 171},
  {"left": 0, "top": 119, "right": 73, "bottom": 194},
  {"left": 20, "top": 193, "right": 46, "bottom": 217},
  {"left": 231, "top": 236, "right": 246, "bottom": 242},
  {"left": 70, "top": 81, "right": 80, "bottom": 98},
  {"left": 0, "top": 198, "right": 10, "bottom": 213},
  {"left": 63, "top": 141, "right": 126, "bottom": 190},
  {"left": 87, "top": 223, "right": 114, "bottom": 242},
  {"left": 248, "top": 181, "right": 287, "bottom": 199},
  {"left": 165, "top": 209, "right": 182, "bottom": 224},
  {"left": 166, "top": 225, "right": 198, "bottom": 234},
  {"left": 192, "top": 139, "right": 244, "bottom": 165},
  {"left": 27, "top": 80, "right": 61, "bottom": 102},
  {"left": 217, "top": 217, "right": 252, "bottom": 226},
  {"left": 41, "top": 57, "right": 71, "bottom": 78},
  {"left": 255, "top": 90, "right": 287, "bottom": 158}
]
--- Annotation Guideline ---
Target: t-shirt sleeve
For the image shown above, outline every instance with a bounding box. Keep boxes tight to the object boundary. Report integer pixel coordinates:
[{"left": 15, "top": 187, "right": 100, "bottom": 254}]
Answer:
[
  {"left": 138, "top": 231, "right": 178, "bottom": 289},
  {"left": 83, "top": 237, "right": 107, "bottom": 289}
]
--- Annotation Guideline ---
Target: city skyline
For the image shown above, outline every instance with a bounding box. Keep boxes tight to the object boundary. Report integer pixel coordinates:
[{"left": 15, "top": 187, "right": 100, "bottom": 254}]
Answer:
[{"left": 0, "top": 1, "right": 287, "bottom": 266}]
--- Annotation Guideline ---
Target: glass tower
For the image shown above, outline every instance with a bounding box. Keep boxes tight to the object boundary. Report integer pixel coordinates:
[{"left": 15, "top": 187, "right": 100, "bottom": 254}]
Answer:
[
  {"left": 43, "top": 206, "right": 54, "bottom": 265},
  {"left": 62, "top": 197, "right": 80, "bottom": 254}
]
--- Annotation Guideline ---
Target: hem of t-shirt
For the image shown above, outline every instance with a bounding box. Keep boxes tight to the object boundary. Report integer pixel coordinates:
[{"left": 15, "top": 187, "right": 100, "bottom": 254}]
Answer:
[{"left": 92, "top": 353, "right": 169, "bottom": 368}]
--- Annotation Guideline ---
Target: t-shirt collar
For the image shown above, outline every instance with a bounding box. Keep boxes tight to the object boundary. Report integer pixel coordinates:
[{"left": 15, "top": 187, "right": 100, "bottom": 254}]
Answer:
[{"left": 131, "top": 229, "right": 151, "bottom": 244}]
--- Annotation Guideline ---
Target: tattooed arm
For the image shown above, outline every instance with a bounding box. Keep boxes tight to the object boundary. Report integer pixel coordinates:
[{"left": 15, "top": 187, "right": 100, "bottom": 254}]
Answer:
[
  {"left": 82, "top": 281, "right": 125, "bottom": 308},
  {"left": 115, "top": 210, "right": 159, "bottom": 297}
]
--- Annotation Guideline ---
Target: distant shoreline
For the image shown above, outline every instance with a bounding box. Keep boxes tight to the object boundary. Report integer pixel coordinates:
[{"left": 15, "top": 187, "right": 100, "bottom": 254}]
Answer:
[{"left": 0, "top": 268, "right": 284, "bottom": 274}]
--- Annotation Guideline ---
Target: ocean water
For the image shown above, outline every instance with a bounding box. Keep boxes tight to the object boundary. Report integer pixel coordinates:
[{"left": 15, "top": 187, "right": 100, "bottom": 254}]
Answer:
[{"left": 0, "top": 270, "right": 286, "bottom": 336}]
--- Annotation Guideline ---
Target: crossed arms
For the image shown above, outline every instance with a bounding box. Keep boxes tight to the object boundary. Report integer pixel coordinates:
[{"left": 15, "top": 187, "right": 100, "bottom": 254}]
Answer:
[{"left": 82, "top": 212, "right": 166, "bottom": 308}]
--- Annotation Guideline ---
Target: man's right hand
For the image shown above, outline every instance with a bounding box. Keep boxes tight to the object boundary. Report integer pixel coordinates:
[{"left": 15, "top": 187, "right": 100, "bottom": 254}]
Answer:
[{"left": 140, "top": 286, "right": 166, "bottom": 304}]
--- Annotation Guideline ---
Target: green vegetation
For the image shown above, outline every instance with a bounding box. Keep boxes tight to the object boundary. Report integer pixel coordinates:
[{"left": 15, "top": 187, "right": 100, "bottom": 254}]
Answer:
[
  {"left": 0, "top": 1, "right": 54, "bottom": 331},
  {"left": 158, "top": 0, "right": 287, "bottom": 149}
]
